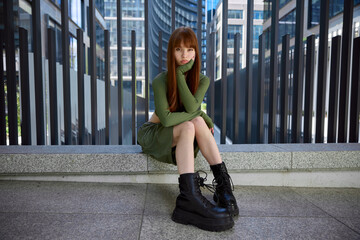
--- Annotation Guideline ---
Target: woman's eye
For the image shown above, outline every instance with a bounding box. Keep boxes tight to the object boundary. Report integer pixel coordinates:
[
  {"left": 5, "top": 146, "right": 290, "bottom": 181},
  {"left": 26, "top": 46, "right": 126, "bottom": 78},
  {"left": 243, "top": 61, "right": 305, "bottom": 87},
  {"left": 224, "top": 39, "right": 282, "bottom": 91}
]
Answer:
[
  {"left": 188, "top": 48, "right": 194, "bottom": 51},
  {"left": 175, "top": 48, "right": 181, "bottom": 51}
]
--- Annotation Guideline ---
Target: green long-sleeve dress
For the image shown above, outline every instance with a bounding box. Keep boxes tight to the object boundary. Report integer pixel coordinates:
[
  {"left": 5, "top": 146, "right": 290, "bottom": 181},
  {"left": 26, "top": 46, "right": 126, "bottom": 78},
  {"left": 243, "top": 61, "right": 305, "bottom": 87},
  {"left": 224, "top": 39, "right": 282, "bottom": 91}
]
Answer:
[{"left": 137, "top": 68, "right": 214, "bottom": 165}]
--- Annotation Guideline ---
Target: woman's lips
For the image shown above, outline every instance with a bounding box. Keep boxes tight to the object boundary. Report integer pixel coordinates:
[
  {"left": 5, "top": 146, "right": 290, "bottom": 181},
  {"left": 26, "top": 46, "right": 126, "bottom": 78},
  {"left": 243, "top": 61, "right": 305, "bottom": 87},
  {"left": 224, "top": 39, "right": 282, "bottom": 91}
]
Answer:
[{"left": 181, "top": 60, "right": 189, "bottom": 64}]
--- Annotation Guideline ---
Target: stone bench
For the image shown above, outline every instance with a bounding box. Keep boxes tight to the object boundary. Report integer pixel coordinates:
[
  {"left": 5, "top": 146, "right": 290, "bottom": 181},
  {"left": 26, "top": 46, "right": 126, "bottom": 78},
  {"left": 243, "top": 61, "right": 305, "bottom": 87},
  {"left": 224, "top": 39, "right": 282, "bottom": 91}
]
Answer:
[{"left": 0, "top": 143, "right": 359, "bottom": 188}]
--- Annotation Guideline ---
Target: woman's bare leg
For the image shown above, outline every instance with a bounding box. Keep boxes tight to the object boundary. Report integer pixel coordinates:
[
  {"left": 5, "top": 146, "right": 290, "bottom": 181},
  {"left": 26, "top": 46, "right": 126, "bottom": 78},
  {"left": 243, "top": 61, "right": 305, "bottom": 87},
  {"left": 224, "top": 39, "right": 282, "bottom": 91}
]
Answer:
[
  {"left": 172, "top": 121, "right": 196, "bottom": 174},
  {"left": 191, "top": 117, "right": 222, "bottom": 165}
]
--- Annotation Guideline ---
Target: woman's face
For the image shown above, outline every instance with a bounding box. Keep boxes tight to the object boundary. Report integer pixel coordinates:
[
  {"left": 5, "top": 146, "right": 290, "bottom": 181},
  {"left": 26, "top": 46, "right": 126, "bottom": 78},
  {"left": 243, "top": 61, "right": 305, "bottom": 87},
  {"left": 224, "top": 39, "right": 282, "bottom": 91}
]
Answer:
[{"left": 174, "top": 42, "right": 196, "bottom": 66}]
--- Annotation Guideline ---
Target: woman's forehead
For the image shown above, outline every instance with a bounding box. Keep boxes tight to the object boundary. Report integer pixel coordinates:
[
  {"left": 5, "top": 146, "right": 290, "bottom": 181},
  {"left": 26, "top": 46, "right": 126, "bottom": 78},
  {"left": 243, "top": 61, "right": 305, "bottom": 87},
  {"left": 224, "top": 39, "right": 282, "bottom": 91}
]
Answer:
[{"left": 175, "top": 41, "right": 194, "bottom": 48}]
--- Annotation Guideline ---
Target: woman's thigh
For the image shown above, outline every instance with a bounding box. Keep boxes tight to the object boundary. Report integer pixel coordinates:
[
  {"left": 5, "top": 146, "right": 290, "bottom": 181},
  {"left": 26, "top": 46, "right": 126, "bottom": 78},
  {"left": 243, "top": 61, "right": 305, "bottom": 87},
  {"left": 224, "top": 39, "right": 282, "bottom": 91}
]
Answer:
[{"left": 172, "top": 121, "right": 195, "bottom": 147}]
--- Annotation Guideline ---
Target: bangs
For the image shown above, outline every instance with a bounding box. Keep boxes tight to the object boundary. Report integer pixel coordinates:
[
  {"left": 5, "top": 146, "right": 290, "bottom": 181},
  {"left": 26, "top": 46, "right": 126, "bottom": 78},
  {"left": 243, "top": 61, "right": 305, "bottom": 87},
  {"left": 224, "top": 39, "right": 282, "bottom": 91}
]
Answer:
[{"left": 173, "top": 29, "right": 197, "bottom": 49}]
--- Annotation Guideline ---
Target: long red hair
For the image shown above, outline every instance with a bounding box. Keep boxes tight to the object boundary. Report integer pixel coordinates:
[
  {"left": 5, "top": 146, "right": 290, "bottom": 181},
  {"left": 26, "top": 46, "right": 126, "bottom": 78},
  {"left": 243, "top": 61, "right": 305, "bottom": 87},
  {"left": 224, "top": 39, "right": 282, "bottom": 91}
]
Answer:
[{"left": 167, "top": 27, "right": 200, "bottom": 112}]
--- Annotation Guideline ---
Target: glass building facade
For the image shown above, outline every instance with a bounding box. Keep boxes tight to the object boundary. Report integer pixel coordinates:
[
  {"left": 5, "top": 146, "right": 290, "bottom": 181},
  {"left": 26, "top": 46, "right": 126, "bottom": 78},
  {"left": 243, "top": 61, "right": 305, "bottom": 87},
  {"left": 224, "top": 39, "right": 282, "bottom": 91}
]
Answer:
[
  {"left": 308, "top": 0, "right": 360, "bottom": 28},
  {"left": 148, "top": 0, "right": 206, "bottom": 110},
  {"left": 0, "top": 0, "right": 107, "bottom": 144},
  {"left": 211, "top": 0, "right": 264, "bottom": 80},
  {"left": 261, "top": 0, "right": 360, "bottom": 143},
  {"left": 104, "top": 0, "right": 145, "bottom": 95},
  {"left": 263, "top": 0, "right": 360, "bottom": 50},
  {"left": 103, "top": 0, "right": 205, "bottom": 110}
]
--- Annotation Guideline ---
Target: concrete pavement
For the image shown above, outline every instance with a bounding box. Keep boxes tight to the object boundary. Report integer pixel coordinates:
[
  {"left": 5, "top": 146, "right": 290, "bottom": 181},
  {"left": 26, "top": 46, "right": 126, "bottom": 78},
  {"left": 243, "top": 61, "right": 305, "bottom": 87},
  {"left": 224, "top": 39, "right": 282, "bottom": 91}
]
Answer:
[{"left": 0, "top": 180, "right": 359, "bottom": 239}]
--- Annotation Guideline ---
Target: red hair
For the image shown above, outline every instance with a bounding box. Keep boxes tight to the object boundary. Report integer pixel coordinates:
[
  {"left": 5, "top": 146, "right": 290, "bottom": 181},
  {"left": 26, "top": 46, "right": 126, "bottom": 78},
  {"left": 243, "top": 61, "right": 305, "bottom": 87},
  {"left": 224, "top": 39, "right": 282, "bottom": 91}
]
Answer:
[{"left": 167, "top": 27, "right": 200, "bottom": 112}]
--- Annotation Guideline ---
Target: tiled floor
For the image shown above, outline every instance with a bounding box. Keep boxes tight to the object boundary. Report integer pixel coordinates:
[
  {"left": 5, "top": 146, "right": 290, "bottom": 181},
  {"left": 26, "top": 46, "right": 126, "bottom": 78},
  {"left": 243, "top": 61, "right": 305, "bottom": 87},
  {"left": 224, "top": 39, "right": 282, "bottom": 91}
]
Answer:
[{"left": 0, "top": 180, "right": 359, "bottom": 239}]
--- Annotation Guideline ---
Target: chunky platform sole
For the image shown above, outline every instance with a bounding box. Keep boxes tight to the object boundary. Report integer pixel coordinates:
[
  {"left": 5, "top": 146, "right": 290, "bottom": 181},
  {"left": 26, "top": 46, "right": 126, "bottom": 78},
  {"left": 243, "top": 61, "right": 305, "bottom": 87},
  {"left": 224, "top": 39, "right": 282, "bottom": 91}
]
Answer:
[
  {"left": 214, "top": 194, "right": 240, "bottom": 217},
  {"left": 171, "top": 207, "right": 234, "bottom": 232}
]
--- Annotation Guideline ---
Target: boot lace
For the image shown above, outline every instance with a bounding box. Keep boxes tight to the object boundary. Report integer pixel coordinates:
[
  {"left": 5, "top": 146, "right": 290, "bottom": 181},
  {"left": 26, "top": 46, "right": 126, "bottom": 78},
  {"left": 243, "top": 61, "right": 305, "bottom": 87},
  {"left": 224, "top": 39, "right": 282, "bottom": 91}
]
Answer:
[
  {"left": 195, "top": 171, "right": 216, "bottom": 207},
  {"left": 214, "top": 171, "right": 235, "bottom": 192},
  {"left": 196, "top": 170, "right": 216, "bottom": 194}
]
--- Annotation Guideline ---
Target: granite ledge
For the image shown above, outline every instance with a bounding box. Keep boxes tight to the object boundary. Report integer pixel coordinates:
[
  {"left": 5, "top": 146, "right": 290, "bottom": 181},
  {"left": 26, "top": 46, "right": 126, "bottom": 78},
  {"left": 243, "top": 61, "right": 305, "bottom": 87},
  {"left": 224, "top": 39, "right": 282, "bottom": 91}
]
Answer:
[{"left": 0, "top": 144, "right": 359, "bottom": 175}]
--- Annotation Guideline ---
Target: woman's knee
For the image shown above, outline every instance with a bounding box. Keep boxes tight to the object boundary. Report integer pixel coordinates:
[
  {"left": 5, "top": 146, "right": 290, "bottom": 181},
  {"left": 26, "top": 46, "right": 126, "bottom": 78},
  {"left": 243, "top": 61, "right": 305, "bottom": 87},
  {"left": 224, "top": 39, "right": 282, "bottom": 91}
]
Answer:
[
  {"left": 179, "top": 121, "right": 195, "bottom": 136},
  {"left": 191, "top": 116, "right": 207, "bottom": 129}
]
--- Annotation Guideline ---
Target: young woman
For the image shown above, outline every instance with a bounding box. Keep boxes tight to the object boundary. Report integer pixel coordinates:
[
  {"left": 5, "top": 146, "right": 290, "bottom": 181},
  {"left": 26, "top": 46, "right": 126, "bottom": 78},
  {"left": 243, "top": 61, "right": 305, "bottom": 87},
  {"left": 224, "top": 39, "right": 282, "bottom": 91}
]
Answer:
[{"left": 137, "top": 27, "right": 238, "bottom": 231}]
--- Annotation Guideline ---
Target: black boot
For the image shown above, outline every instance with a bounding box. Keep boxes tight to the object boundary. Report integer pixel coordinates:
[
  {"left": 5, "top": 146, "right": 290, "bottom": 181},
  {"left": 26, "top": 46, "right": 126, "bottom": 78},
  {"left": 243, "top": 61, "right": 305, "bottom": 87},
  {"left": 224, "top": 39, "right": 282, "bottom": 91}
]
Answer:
[
  {"left": 171, "top": 172, "right": 234, "bottom": 231},
  {"left": 211, "top": 162, "right": 239, "bottom": 216}
]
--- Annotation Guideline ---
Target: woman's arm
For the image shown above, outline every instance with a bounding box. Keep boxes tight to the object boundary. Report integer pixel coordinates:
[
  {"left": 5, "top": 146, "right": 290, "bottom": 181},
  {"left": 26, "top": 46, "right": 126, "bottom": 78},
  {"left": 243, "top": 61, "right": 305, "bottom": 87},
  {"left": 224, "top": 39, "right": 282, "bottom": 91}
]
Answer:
[
  {"left": 153, "top": 73, "right": 203, "bottom": 127},
  {"left": 177, "top": 71, "right": 210, "bottom": 113},
  {"left": 176, "top": 60, "right": 210, "bottom": 113},
  {"left": 199, "top": 111, "right": 214, "bottom": 129}
]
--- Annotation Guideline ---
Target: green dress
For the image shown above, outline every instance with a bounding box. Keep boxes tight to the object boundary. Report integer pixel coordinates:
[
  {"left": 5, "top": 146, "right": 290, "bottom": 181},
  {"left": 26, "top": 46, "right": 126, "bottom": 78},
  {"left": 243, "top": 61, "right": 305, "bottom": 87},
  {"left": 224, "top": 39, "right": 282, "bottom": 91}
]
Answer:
[{"left": 137, "top": 62, "right": 214, "bottom": 165}]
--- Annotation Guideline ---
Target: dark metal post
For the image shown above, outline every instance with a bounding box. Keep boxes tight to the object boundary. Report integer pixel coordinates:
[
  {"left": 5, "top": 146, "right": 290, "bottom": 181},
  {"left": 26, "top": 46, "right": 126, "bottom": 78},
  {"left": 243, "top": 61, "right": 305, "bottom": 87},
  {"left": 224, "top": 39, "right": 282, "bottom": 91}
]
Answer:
[
  {"left": 90, "top": 0, "right": 98, "bottom": 145},
  {"left": 233, "top": 33, "right": 240, "bottom": 144},
  {"left": 172, "top": 0, "right": 176, "bottom": 32},
  {"left": 32, "top": 0, "right": 44, "bottom": 145},
  {"left": 4, "top": 0, "right": 18, "bottom": 145},
  {"left": 131, "top": 30, "right": 137, "bottom": 145},
  {"left": 328, "top": 36, "right": 341, "bottom": 143},
  {"left": 159, "top": 31, "right": 162, "bottom": 73},
  {"left": 315, "top": 0, "right": 329, "bottom": 143},
  {"left": 349, "top": 37, "right": 360, "bottom": 143},
  {"left": 208, "top": 32, "right": 215, "bottom": 122},
  {"left": 257, "top": 34, "right": 265, "bottom": 143},
  {"left": 292, "top": 0, "right": 305, "bottom": 143},
  {"left": 206, "top": 24, "right": 211, "bottom": 117},
  {"left": 269, "top": 0, "right": 279, "bottom": 143},
  {"left": 117, "top": 0, "right": 123, "bottom": 144},
  {"left": 304, "top": 35, "right": 315, "bottom": 143},
  {"left": 245, "top": 0, "right": 253, "bottom": 143},
  {"left": 0, "top": 31, "right": 6, "bottom": 145},
  {"left": 49, "top": 28, "right": 59, "bottom": 145},
  {"left": 197, "top": 0, "right": 202, "bottom": 56},
  {"left": 145, "top": 0, "right": 149, "bottom": 121},
  {"left": 61, "top": 0, "right": 72, "bottom": 144},
  {"left": 221, "top": 0, "right": 228, "bottom": 144},
  {"left": 19, "top": 28, "right": 31, "bottom": 145},
  {"left": 77, "top": 29, "right": 85, "bottom": 145},
  {"left": 105, "top": 30, "right": 110, "bottom": 145},
  {"left": 338, "top": 0, "right": 354, "bottom": 143},
  {"left": 280, "top": 34, "right": 290, "bottom": 143}
]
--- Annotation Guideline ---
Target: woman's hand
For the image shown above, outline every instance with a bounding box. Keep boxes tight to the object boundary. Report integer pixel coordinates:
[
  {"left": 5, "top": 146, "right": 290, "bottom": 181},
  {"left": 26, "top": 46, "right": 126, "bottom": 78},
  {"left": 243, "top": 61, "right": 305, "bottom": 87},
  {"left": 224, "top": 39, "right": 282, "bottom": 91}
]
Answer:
[
  {"left": 210, "top": 127, "right": 214, "bottom": 135},
  {"left": 176, "top": 59, "right": 194, "bottom": 75}
]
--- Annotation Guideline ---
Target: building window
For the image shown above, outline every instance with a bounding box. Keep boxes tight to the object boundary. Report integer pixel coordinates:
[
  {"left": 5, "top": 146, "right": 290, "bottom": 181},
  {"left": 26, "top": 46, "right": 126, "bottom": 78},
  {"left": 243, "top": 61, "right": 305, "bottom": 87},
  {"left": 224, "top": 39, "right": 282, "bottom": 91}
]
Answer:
[
  {"left": 228, "top": 10, "right": 243, "bottom": 19},
  {"left": 216, "top": 30, "right": 220, "bottom": 53},
  {"left": 279, "top": 9, "right": 296, "bottom": 43},
  {"left": 110, "top": 49, "right": 118, "bottom": 77},
  {"left": 216, "top": 56, "right": 221, "bottom": 79},
  {"left": 96, "top": 22, "right": 105, "bottom": 80},
  {"left": 70, "top": 35, "right": 78, "bottom": 69},
  {"left": 19, "top": 0, "right": 33, "bottom": 51},
  {"left": 48, "top": 20, "right": 63, "bottom": 64},
  {"left": 264, "top": 28, "right": 271, "bottom": 50},
  {"left": 106, "top": 20, "right": 118, "bottom": 46},
  {"left": 69, "top": 0, "right": 82, "bottom": 28},
  {"left": 280, "top": 0, "right": 291, "bottom": 9},
  {"left": 96, "top": 0, "right": 105, "bottom": 17},
  {"left": 228, "top": 25, "right": 243, "bottom": 48},
  {"left": 227, "top": 53, "right": 242, "bottom": 69},
  {"left": 105, "top": 0, "right": 117, "bottom": 17},
  {"left": 51, "top": 0, "right": 61, "bottom": 7},
  {"left": 264, "top": 0, "right": 271, "bottom": 21},
  {"left": 253, "top": 25, "right": 263, "bottom": 48},
  {"left": 254, "top": 10, "right": 263, "bottom": 20},
  {"left": 308, "top": 0, "right": 360, "bottom": 29},
  {"left": 122, "top": 20, "right": 144, "bottom": 47}
]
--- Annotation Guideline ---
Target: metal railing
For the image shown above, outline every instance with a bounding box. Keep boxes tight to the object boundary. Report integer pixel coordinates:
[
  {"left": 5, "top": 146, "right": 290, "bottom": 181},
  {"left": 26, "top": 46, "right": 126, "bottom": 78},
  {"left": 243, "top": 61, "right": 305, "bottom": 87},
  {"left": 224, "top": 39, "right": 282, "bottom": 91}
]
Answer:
[
  {"left": 1, "top": 0, "right": 359, "bottom": 146},
  {"left": 206, "top": 0, "right": 360, "bottom": 144}
]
